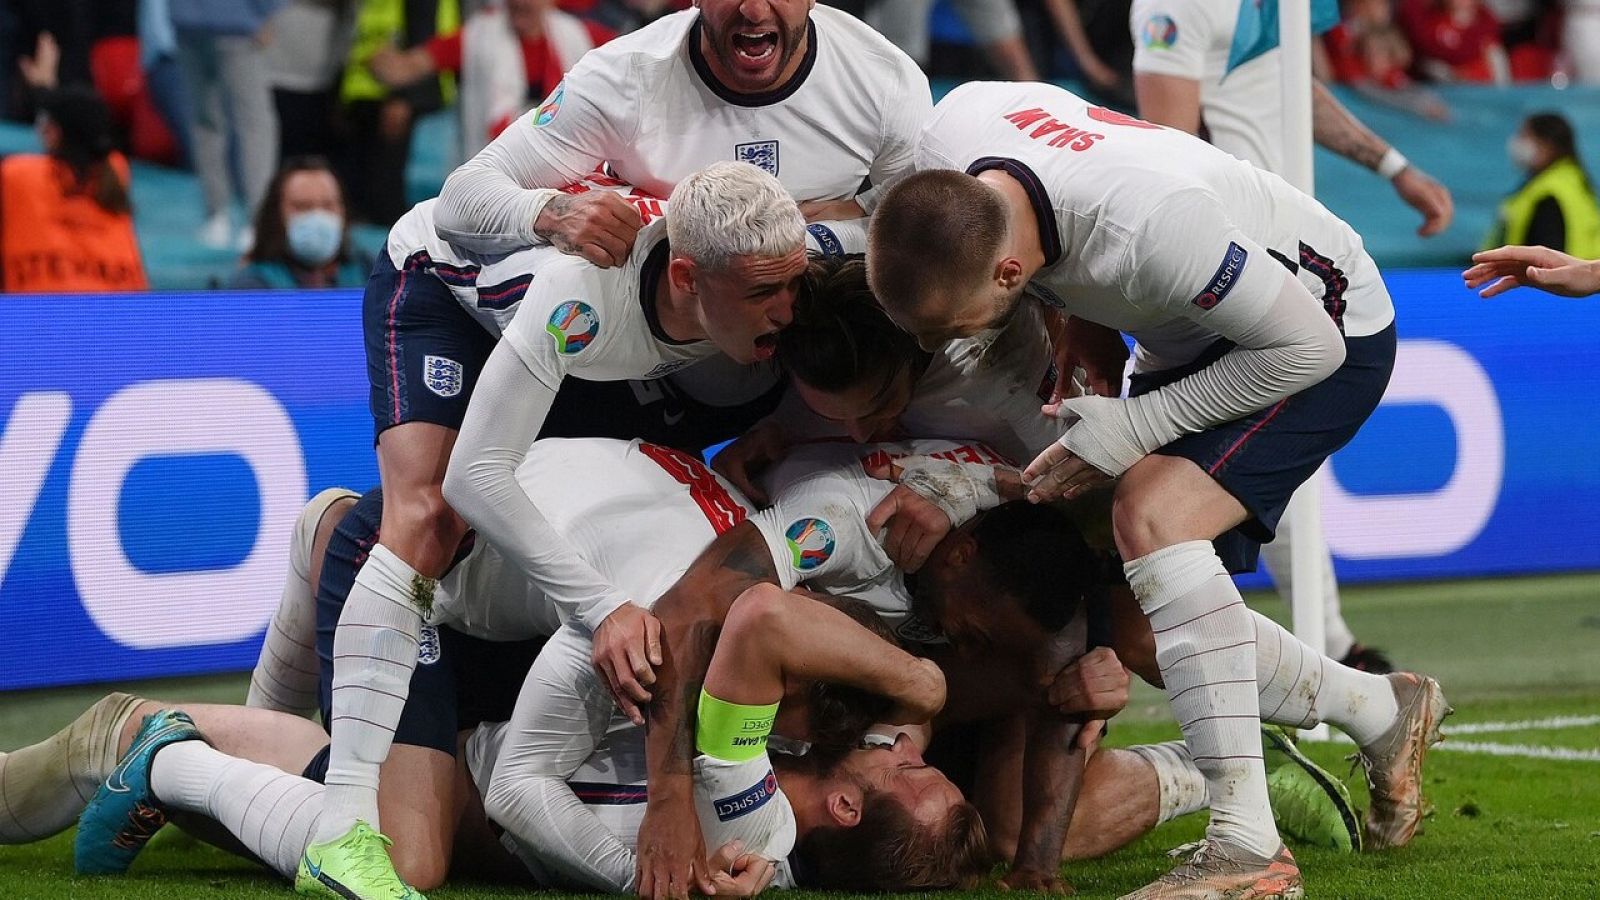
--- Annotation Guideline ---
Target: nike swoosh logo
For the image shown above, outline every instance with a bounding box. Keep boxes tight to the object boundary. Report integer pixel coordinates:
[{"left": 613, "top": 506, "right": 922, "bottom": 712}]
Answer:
[{"left": 104, "top": 722, "right": 183, "bottom": 793}]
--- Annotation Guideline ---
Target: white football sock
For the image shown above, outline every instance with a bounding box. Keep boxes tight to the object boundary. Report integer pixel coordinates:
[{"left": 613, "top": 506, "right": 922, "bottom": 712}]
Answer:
[
  {"left": 316, "top": 543, "right": 427, "bottom": 840},
  {"left": 1252, "top": 611, "right": 1398, "bottom": 746},
  {"left": 247, "top": 491, "right": 346, "bottom": 716},
  {"left": 0, "top": 692, "right": 144, "bottom": 842},
  {"left": 1128, "top": 740, "right": 1209, "bottom": 825},
  {"left": 150, "top": 741, "right": 322, "bottom": 878},
  {"left": 1260, "top": 519, "right": 1356, "bottom": 659},
  {"left": 1126, "top": 540, "right": 1278, "bottom": 858}
]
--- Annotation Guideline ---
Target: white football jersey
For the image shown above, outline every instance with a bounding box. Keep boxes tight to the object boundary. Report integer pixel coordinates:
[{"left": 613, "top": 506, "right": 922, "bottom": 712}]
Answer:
[
  {"left": 1129, "top": 0, "right": 1288, "bottom": 173},
  {"left": 497, "top": 6, "right": 929, "bottom": 208},
  {"left": 387, "top": 193, "right": 867, "bottom": 338},
  {"left": 917, "top": 81, "right": 1393, "bottom": 373},
  {"left": 751, "top": 438, "right": 1013, "bottom": 645},
  {"left": 433, "top": 437, "right": 751, "bottom": 637},
  {"left": 465, "top": 627, "right": 797, "bottom": 891}
]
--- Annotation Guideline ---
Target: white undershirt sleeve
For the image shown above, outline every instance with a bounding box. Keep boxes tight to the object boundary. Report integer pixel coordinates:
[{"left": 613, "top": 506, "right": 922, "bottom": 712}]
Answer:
[
  {"left": 434, "top": 60, "right": 635, "bottom": 253},
  {"left": 442, "top": 341, "right": 633, "bottom": 632},
  {"left": 484, "top": 626, "right": 637, "bottom": 892}
]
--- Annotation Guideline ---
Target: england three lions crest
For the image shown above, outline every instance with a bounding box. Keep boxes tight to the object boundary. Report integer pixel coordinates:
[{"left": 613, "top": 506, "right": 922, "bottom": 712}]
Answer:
[{"left": 736, "top": 141, "right": 779, "bottom": 175}]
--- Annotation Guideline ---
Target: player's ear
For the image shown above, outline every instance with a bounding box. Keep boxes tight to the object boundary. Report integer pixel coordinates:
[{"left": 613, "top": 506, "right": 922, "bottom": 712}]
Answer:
[
  {"left": 995, "top": 256, "right": 1025, "bottom": 291},
  {"left": 669, "top": 256, "right": 699, "bottom": 296},
  {"left": 826, "top": 785, "right": 864, "bottom": 827}
]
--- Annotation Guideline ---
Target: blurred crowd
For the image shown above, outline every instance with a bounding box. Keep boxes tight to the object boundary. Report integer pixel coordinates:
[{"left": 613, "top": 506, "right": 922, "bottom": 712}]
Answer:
[{"left": 0, "top": 0, "right": 1596, "bottom": 293}]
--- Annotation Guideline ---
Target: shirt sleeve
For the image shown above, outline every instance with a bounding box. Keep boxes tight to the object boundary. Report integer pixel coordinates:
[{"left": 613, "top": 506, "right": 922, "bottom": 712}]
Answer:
[
  {"left": 442, "top": 269, "right": 635, "bottom": 632},
  {"left": 749, "top": 458, "right": 892, "bottom": 591},
  {"left": 693, "top": 754, "right": 797, "bottom": 866},
  {"left": 1130, "top": 0, "right": 1212, "bottom": 79},
  {"left": 483, "top": 626, "right": 638, "bottom": 893},
  {"left": 859, "top": 55, "right": 934, "bottom": 214},
  {"left": 1123, "top": 188, "right": 1288, "bottom": 342},
  {"left": 432, "top": 52, "right": 639, "bottom": 253}
]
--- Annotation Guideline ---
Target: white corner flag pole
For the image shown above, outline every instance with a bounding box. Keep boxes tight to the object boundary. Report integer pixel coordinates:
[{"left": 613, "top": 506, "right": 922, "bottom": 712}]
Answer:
[{"left": 1278, "top": 0, "right": 1332, "bottom": 741}]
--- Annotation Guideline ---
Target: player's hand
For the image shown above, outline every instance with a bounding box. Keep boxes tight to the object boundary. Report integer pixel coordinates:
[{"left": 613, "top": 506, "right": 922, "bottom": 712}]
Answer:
[
  {"left": 18, "top": 31, "right": 60, "bottom": 89},
  {"left": 593, "top": 602, "right": 662, "bottom": 726},
  {"left": 1076, "top": 718, "right": 1107, "bottom": 755},
  {"left": 1392, "top": 166, "right": 1454, "bottom": 237},
  {"left": 1022, "top": 441, "right": 1112, "bottom": 504},
  {"left": 1044, "top": 647, "right": 1129, "bottom": 721},
  {"left": 637, "top": 791, "right": 716, "bottom": 900},
  {"left": 865, "top": 484, "right": 950, "bottom": 572},
  {"left": 711, "top": 421, "right": 790, "bottom": 507},
  {"left": 1465, "top": 245, "right": 1600, "bottom": 298},
  {"left": 706, "top": 841, "right": 777, "bottom": 897},
  {"left": 998, "top": 866, "right": 1071, "bottom": 893},
  {"left": 1044, "top": 311, "right": 1128, "bottom": 403},
  {"left": 884, "top": 658, "right": 948, "bottom": 725},
  {"left": 536, "top": 191, "right": 643, "bottom": 268},
  {"left": 799, "top": 198, "right": 867, "bottom": 222}
]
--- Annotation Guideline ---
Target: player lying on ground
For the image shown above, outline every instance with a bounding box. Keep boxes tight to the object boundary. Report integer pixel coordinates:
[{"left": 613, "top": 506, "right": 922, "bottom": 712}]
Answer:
[
  {"left": 864, "top": 81, "right": 1452, "bottom": 898},
  {"left": 0, "top": 587, "right": 974, "bottom": 896}
]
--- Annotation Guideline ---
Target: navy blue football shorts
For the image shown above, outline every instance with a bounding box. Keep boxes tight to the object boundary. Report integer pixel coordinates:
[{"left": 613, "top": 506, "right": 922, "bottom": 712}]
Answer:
[
  {"left": 307, "top": 487, "right": 544, "bottom": 772},
  {"left": 363, "top": 251, "right": 499, "bottom": 440},
  {"left": 1128, "top": 322, "right": 1397, "bottom": 574}
]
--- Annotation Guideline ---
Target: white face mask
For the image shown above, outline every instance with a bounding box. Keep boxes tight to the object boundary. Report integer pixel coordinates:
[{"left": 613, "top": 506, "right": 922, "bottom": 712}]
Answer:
[
  {"left": 286, "top": 209, "right": 344, "bottom": 266},
  {"left": 1508, "top": 134, "right": 1540, "bottom": 171}
]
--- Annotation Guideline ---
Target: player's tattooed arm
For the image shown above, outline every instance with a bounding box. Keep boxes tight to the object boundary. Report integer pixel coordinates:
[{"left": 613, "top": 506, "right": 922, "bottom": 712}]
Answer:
[
  {"left": 636, "top": 523, "right": 780, "bottom": 898},
  {"left": 533, "top": 191, "right": 642, "bottom": 268},
  {"left": 1310, "top": 79, "right": 1388, "bottom": 169},
  {"left": 1003, "top": 712, "right": 1087, "bottom": 892}
]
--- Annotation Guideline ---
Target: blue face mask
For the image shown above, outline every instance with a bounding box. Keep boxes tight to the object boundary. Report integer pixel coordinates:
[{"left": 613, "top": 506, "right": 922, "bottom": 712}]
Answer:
[{"left": 286, "top": 209, "right": 344, "bottom": 266}]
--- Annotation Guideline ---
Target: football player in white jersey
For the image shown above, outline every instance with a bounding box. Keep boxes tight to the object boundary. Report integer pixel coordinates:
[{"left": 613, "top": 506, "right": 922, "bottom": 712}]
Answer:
[
  {"left": 432, "top": 0, "right": 930, "bottom": 262},
  {"left": 1130, "top": 0, "right": 1450, "bottom": 676},
  {"left": 865, "top": 81, "right": 1452, "bottom": 898},
  {"left": 313, "top": 162, "right": 815, "bottom": 892},
  {"left": 1129, "top": 0, "right": 1452, "bottom": 237}
]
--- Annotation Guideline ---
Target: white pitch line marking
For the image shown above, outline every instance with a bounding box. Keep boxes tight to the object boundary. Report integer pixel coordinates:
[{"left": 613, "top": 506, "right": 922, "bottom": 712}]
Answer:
[{"left": 1314, "top": 716, "right": 1600, "bottom": 761}]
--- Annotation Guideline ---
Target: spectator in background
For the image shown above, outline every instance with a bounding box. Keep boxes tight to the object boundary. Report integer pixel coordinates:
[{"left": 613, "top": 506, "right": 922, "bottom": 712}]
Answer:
[
  {"left": 1486, "top": 113, "right": 1600, "bottom": 257},
  {"left": 837, "top": 0, "right": 1044, "bottom": 81},
  {"left": 139, "top": 0, "right": 193, "bottom": 166},
  {"left": 1567, "top": 0, "right": 1600, "bottom": 84},
  {"left": 171, "top": 0, "right": 287, "bottom": 250},
  {"left": 0, "top": 87, "right": 147, "bottom": 292},
  {"left": 1324, "top": 0, "right": 1452, "bottom": 120},
  {"left": 367, "top": 0, "right": 610, "bottom": 162},
  {"left": 1400, "top": 0, "right": 1511, "bottom": 83},
  {"left": 268, "top": 1, "right": 359, "bottom": 161},
  {"left": 338, "top": 0, "right": 456, "bottom": 226},
  {"left": 227, "top": 156, "right": 372, "bottom": 289}
]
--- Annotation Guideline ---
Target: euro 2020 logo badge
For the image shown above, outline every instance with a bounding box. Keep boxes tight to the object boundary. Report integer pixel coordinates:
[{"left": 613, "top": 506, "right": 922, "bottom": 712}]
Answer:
[
  {"left": 535, "top": 83, "right": 564, "bottom": 127},
  {"left": 1142, "top": 15, "right": 1177, "bottom": 50},
  {"left": 547, "top": 300, "right": 600, "bottom": 354},
  {"left": 785, "top": 517, "right": 836, "bottom": 572}
]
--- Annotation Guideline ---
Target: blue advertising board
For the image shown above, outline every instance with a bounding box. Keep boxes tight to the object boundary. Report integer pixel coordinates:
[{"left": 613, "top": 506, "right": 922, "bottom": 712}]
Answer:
[{"left": 2, "top": 273, "right": 1598, "bottom": 689}]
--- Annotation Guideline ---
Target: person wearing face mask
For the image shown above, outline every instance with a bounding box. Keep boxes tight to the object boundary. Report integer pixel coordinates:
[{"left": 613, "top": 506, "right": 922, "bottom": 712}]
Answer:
[
  {"left": 228, "top": 156, "right": 372, "bottom": 290},
  {"left": 1484, "top": 113, "right": 1600, "bottom": 261}
]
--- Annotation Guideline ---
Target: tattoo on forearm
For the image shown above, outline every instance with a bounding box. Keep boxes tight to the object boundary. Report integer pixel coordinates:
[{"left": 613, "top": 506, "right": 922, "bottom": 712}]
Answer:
[{"left": 1311, "top": 81, "right": 1386, "bottom": 170}]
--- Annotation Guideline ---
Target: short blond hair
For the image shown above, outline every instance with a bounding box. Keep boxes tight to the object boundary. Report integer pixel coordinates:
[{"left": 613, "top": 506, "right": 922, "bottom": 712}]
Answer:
[
  {"left": 867, "top": 169, "right": 1008, "bottom": 315},
  {"left": 667, "top": 161, "right": 806, "bottom": 270}
]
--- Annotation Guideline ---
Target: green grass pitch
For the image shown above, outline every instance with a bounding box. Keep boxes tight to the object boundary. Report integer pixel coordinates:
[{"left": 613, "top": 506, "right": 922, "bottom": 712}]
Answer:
[{"left": 3, "top": 573, "right": 1598, "bottom": 899}]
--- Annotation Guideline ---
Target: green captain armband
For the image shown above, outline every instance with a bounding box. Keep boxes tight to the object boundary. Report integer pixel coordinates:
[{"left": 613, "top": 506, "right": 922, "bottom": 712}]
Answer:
[{"left": 696, "top": 691, "right": 779, "bottom": 762}]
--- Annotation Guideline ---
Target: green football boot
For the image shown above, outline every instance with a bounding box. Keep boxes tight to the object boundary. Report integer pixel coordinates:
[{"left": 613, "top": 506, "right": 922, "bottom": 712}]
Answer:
[
  {"left": 1263, "top": 724, "right": 1362, "bottom": 853},
  {"left": 296, "top": 821, "right": 425, "bottom": 899}
]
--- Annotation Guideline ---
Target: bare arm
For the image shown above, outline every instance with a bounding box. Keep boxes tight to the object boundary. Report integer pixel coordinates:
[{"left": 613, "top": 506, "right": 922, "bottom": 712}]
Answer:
[
  {"left": 706, "top": 584, "right": 944, "bottom": 722},
  {"left": 636, "top": 523, "right": 783, "bottom": 897},
  {"left": 1133, "top": 72, "right": 1202, "bottom": 135},
  {"left": 1312, "top": 79, "right": 1453, "bottom": 236},
  {"left": 367, "top": 44, "right": 439, "bottom": 90},
  {"left": 1002, "top": 713, "right": 1087, "bottom": 891},
  {"left": 1041, "top": 0, "right": 1119, "bottom": 89}
]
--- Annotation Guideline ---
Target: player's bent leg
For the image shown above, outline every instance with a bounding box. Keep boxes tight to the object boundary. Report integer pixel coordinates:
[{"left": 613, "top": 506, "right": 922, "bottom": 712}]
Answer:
[
  {"left": 371, "top": 745, "right": 459, "bottom": 890},
  {"left": 249, "top": 488, "right": 362, "bottom": 716},
  {"left": 1114, "top": 456, "right": 1287, "bottom": 885},
  {"left": 0, "top": 692, "right": 145, "bottom": 843},
  {"left": 320, "top": 421, "right": 467, "bottom": 845}
]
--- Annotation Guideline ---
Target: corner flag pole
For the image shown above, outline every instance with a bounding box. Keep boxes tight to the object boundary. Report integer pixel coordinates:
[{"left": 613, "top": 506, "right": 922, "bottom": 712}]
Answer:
[{"left": 1279, "top": 0, "right": 1332, "bottom": 741}]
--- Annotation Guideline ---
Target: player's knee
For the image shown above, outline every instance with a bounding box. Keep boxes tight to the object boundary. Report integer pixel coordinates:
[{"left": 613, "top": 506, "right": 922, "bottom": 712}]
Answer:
[
  {"left": 388, "top": 839, "right": 450, "bottom": 891},
  {"left": 380, "top": 487, "right": 467, "bottom": 570},
  {"left": 1110, "top": 479, "right": 1167, "bottom": 560}
]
